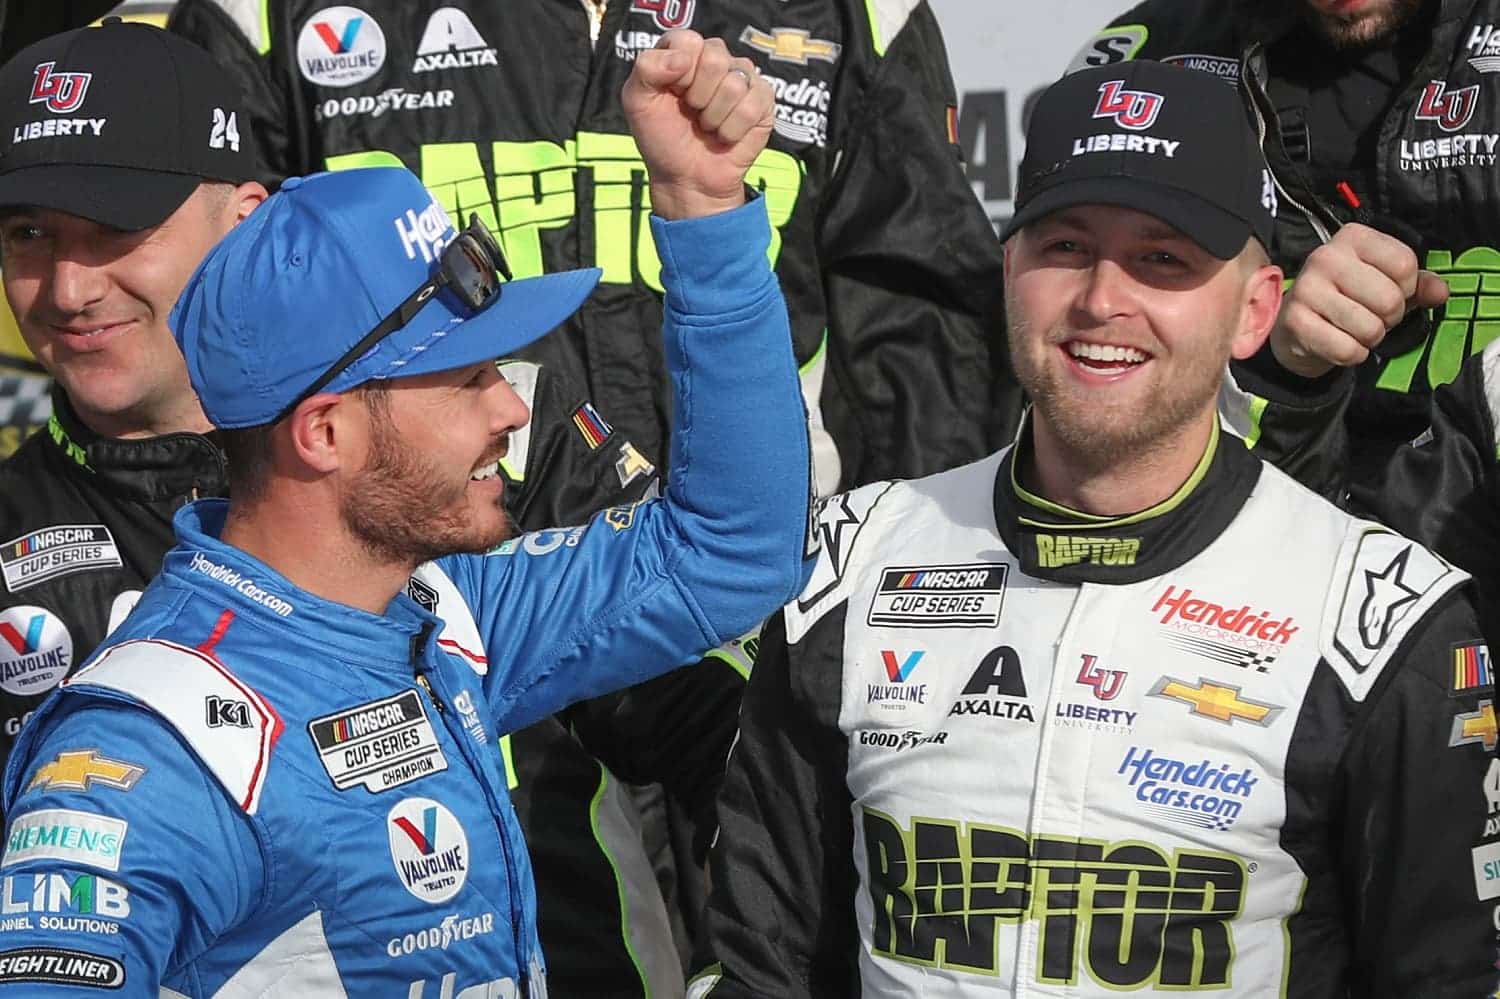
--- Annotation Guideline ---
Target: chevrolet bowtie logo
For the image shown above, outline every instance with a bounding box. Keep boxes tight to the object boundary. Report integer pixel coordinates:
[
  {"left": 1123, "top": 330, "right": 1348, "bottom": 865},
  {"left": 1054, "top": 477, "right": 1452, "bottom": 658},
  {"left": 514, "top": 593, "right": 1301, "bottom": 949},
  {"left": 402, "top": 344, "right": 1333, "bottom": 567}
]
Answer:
[
  {"left": 739, "top": 26, "right": 842, "bottom": 65},
  {"left": 28, "top": 749, "right": 146, "bottom": 794},
  {"left": 1450, "top": 700, "right": 1498, "bottom": 752},
  {"left": 1148, "top": 676, "right": 1283, "bottom": 727}
]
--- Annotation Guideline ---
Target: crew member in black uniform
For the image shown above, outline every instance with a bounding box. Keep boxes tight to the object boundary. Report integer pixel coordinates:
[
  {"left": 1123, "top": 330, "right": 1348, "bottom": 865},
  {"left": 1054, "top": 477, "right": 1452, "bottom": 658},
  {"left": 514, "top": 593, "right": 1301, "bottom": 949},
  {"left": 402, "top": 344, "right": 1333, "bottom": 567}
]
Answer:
[{"left": 1069, "top": 0, "right": 1494, "bottom": 497}]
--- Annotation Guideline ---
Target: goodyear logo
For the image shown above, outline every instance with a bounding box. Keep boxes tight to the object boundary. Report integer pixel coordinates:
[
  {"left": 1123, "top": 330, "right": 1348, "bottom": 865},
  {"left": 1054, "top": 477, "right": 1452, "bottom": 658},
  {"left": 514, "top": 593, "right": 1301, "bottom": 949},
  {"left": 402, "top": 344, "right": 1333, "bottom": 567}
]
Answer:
[
  {"left": 867, "top": 564, "right": 1006, "bottom": 629},
  {"left": 862, "top": 809, "right": 1244, "bottom": 986},
  {"left": 1035, "top": 535, "right": 1139, "bottom": 569}
]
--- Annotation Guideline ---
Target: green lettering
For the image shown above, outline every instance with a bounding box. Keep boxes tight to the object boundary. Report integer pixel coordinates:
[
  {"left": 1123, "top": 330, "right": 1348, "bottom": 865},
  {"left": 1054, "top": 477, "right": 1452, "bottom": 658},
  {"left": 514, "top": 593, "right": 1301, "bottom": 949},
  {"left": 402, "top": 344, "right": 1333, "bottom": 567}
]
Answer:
[{"left": 492, "top": 141, "right": 575, "bottom": 279}]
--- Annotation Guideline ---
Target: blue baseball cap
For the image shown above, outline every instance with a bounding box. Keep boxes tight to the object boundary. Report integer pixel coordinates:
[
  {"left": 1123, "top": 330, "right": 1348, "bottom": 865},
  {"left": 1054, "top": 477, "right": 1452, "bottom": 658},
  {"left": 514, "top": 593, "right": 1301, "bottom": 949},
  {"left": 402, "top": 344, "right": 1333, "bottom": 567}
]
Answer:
[{"left": 171, "top": 167, "right": 601, "bottom": 429}]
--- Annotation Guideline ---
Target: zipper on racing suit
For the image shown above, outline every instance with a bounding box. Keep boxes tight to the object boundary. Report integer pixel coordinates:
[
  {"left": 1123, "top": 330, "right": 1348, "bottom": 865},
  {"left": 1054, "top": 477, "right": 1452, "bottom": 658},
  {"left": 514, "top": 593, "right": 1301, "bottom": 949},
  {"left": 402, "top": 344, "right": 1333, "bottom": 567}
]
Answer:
[
  {"left": 411, "top": 623, "right": 446, "bottom": 714},
  {"left": 1241, "top": 41, "right": 1340, "bottom": 246}
]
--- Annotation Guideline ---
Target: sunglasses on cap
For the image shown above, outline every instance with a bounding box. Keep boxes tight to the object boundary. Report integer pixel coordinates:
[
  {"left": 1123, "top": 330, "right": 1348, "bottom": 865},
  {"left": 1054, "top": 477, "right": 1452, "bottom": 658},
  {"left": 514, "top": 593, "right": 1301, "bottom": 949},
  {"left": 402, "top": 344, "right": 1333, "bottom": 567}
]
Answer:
[{"left": 273, "top": 214, "right": 513, "bottom": 424}]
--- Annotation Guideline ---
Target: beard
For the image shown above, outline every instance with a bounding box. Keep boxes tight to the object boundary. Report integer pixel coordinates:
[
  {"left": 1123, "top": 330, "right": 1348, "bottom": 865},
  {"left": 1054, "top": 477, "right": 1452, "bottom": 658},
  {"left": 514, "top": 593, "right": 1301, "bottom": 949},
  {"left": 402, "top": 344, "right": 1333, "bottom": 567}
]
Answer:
[
  {"left": 340, "top": 406, "right": 514, "bottom": 568},
  {"left": 1300, "top": 0, "right": 1427, "bottom": 49},
  {"left": 1004, "top": 299, "right": 1231, "bottom": 475}
]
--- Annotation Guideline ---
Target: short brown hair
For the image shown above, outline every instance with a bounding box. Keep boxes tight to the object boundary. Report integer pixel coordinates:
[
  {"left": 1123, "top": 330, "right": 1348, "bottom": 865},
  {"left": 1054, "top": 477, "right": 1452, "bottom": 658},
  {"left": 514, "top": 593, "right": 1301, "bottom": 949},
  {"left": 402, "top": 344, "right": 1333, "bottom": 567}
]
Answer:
[{"left": 219, "top": 381, "right": 390, "bottom": 502}]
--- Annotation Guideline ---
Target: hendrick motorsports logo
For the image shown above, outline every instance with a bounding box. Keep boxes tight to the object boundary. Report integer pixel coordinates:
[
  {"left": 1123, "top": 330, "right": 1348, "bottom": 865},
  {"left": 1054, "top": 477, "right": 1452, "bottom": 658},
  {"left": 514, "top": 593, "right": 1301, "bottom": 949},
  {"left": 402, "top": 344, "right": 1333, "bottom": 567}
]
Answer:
[
  {"left": 1, "top": 524, "right": 120, "bottom": 593},
  {"left": 388, "top": 798, "right": 469, "bottom": 903},
  {"left": 1116, "top": 745, "right": 1257, "bottom": 832},
  {"left": 766, "top": 73, "right": 830, "bottom": 147},
  {"left": 1153, "top": 584, "right": 1296, "bottom": 672}
]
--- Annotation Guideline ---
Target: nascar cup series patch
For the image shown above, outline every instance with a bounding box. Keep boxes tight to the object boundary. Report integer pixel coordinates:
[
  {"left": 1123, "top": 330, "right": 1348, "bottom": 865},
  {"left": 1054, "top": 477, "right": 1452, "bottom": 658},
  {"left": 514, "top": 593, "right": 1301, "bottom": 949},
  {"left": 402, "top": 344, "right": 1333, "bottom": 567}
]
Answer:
[
  {"left": 0, "top": 525, "right": 121, "bottom": 593},
  {"left": 308, "top": 690, "right": 448, "bottom": 793}
]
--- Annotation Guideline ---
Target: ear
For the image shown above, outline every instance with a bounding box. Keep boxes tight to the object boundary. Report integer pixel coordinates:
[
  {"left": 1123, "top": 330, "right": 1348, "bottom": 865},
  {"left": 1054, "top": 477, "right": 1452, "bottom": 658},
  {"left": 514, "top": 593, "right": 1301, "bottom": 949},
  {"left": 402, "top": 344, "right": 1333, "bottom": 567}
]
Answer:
[
  {"left": 231, "top": 181, "right": 269, "bottom": 223},
  {"left": 285, "top": 394, "right": 349, "bottom": 475},
  {"left": 1230, "top": 263, "right": 1284, "bottom": 361}
]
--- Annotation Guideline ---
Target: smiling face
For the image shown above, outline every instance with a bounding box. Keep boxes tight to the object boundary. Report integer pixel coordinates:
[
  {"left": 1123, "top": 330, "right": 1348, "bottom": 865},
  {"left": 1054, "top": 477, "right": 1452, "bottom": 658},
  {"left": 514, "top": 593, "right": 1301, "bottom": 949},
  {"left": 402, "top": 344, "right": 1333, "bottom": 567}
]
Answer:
[
  {"left": 1299, "top": 0, "right": 1427, "bottom": 48},
  {"left": 0, "top": 184, "right": 247, "bottom": 439},
  {"left": 1003, "top": 203, "right": 1278, "bottom": 473},
  {"left": 339, "top": 361, "right": 530, "bottom": 567}
]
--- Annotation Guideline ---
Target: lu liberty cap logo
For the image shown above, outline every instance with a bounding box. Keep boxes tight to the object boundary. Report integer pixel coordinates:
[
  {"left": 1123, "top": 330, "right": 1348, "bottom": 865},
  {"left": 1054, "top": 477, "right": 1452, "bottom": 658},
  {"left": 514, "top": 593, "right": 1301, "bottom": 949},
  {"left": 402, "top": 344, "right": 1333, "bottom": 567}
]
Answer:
[
  {"left": 28, "top": 62, "right": 91, "bottom": 114},
  {"left": 1092, "top": 80, "right": 1164, "bottom": 131}
]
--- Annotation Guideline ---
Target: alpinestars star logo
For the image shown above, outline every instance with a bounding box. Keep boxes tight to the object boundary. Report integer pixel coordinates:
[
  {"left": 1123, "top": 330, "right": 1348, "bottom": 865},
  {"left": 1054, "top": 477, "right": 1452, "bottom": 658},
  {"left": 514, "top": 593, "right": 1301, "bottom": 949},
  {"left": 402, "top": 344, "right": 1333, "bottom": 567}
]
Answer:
[
  {"left": 1092, "top": 80, "right": 1163, "bottom": 131},
  {"left": 29, "top": 62, "right": 90, "bottom": 114}
]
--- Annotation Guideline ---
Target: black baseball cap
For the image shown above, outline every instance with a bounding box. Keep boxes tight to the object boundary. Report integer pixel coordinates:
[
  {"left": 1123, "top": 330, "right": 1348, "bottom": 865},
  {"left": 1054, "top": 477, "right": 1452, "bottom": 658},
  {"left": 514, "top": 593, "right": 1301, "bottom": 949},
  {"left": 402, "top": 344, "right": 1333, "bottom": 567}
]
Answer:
[
  {"left": 0, "top": 18, "right": 256, "bottom": 231},
  {"left": 1001, "top": 61, "right": 1276, "bottom": 259}
]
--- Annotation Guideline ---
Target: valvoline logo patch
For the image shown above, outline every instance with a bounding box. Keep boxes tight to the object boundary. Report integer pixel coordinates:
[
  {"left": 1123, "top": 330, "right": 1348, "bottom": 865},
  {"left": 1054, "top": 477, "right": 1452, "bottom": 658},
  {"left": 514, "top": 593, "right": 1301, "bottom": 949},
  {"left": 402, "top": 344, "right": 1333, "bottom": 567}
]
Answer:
[
  {"left": 387, "top": 797, "right": 468, "bottom": 904},
  {"left": 881, "top": 650, "right": 925, "bottom": 683},
  {"left": 297, "top": 5, "right": 386, "bottom": 88}
]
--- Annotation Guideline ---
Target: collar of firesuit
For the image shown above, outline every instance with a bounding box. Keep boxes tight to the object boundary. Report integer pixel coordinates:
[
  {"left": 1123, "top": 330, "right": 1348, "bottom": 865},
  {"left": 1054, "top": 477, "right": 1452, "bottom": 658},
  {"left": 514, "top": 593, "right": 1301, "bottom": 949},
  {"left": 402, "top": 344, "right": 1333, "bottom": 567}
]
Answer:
[
  {"left": 992, "top": 412, "right": 1263, "bottom": 586},
  {"left": 45, "top": 384, "right": 228, "bottom": 505}
]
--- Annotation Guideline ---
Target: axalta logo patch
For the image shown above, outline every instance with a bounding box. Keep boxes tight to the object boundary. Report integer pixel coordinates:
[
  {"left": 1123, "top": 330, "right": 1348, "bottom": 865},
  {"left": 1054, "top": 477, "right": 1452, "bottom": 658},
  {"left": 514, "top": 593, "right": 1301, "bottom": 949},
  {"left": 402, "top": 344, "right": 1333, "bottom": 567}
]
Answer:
[
  {"left": 308, "top": 690, "right": 449, "bottom": 793},
  {"left": 1116, "top": 745, "right": 1257, "bottom": 832},
  {"left": 3, "top": 809, "right": 126, "bottom": 873},
  {"left": 297, "top": 5, "right": 387, "bottom": 87},
  {"left": 412, "top": 8, "right": 497, "bottom": 72},
  {"left": 0, "top": 607, "right": 71, "bottom": 698},
  {"left": 867, "top": 564, "right": 1007, "bottom": 628},
  {"left": 388, "top": 797, "right": 469, "bottom": 903},
  {"left": 949, "top": 645, "right": 1035, "bottom": 721},
  {"left": 1, "top": 524, "right": 120, "bottom": 593}
]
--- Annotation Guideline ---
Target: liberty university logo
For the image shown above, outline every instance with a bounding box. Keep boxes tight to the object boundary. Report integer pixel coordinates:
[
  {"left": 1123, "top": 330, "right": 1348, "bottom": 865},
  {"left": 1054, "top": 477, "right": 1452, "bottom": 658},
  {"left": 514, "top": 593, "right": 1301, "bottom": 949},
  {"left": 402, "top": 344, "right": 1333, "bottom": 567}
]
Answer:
[
  {"left": 29, "top": 62, "right": 91, "bottom": 114},
  {"left": 1092, "top": 80, "right": 1163, "bottom": 131},
  {"left": 630, "top": 0, "right": 695, "bottom": 30},
  {"left": 1415, "top": 80, "right": 1479, "bottom": 133}
]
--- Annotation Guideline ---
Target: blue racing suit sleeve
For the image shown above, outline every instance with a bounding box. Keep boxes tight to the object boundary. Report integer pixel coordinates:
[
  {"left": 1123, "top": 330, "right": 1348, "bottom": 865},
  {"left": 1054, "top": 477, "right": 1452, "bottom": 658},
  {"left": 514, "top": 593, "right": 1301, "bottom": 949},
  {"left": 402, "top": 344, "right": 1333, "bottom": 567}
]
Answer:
[
  {"left": 0, "top": 701, "right": 263, "bottom": 995},
  {"left": 438, "top": 197, "right": 815, "bottom": 735}
]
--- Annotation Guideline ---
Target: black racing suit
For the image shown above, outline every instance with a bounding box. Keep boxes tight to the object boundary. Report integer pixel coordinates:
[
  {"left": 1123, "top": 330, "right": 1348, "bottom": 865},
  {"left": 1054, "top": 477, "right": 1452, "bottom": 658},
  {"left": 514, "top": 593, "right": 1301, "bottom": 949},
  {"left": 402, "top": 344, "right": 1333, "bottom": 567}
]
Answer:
[
  {"left": 0, "top": 365, "right": 720, "bottom": 996},
  {"left": 165, "top": 0, "right": 1019, "bottom": 495},
  {"left": 692, "top": 421, "right": 1500, "bottom": 997},
  {"left": 1074, "top": 0, "right": 1500, "bottom": 495}
]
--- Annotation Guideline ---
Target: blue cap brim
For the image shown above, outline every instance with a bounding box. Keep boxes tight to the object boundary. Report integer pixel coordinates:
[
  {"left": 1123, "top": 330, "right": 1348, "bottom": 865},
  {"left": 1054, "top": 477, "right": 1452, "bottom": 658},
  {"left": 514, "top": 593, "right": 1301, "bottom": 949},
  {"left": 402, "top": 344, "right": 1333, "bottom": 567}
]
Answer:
[{"left": 329, "top": 266, "right": 603, "bottom": 390}]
